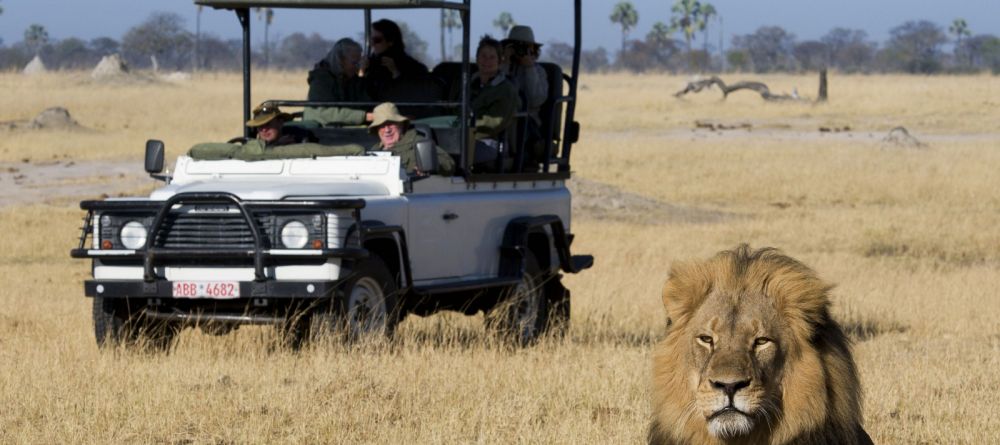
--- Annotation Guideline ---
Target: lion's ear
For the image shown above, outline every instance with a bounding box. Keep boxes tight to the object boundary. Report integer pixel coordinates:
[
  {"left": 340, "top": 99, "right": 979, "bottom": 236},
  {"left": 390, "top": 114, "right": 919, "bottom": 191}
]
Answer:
[{"left": 661, "top": 261, "right": 712, "bottom": 326}]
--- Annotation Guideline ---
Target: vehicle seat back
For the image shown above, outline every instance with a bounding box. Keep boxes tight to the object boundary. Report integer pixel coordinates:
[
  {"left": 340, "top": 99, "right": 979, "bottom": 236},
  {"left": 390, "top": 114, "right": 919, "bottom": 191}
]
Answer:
[
  {"left": 310, "top": 127, "right": 378, "bottom": 148},
  {"left": 379, "top": 75, "right": 446, "bottom": 119}
]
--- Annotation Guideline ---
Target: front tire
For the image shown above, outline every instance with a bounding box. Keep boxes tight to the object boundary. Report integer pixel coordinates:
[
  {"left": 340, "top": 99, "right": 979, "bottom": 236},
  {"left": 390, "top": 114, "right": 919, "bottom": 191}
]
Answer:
[
  {"left": 93, "top": 297, "right": 178, "bottom": 350},
  {"left": 313, "top": 257, "right": 399, "bottom": 343}
]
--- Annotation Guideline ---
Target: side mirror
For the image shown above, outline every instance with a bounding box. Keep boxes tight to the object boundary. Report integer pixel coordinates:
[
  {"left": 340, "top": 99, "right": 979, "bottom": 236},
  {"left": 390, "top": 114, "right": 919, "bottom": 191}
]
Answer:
[
  {"left": 415, "top": 138, "right": 438, "bottom": 174},
  {"left": 145, "top": 139, "right": 165, "bottom": 174},
  {"left": 565, "top": 121, "right": 580, "bottom": 144}
]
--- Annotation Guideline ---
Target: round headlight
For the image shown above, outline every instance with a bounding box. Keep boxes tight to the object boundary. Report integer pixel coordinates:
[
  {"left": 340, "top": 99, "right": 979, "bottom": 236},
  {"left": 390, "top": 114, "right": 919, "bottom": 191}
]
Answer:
[
  {"left": 280, "top": 221, "right": 309, "bottom": 249},
  {"left": 119, "top": 221, "right": 148, "bottom": 249}
]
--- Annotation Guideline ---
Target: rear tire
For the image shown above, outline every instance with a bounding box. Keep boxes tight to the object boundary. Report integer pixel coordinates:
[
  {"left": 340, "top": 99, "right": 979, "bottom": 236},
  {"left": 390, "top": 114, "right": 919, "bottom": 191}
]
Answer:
[{"left": 486, "top": 252, "right": 550, "bottom": 346}]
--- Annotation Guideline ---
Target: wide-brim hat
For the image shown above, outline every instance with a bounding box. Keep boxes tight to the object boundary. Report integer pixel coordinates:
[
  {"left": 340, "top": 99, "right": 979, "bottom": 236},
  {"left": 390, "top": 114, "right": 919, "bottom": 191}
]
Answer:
[
  {"left": 502, "top": 25, "right": 542, "bottom": 47},
  {"left": 368, "top": 102, "right": 409, "bottom": 134},
  {"left": 246, "top": 102, "right": 292, "bottom": 127}
]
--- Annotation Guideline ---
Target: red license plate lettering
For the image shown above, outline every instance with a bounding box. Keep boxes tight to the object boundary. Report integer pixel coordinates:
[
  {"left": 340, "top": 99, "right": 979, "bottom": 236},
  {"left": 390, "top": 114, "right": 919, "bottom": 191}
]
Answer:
[{"left": 172, "top": 281, "right": 240, "bottom": 299}]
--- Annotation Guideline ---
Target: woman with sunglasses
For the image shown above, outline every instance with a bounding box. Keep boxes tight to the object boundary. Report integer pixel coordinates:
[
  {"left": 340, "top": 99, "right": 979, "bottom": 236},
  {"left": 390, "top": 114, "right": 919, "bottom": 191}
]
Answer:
[{"left": 363, "top": 19, "right": 429, "bottom": 100}]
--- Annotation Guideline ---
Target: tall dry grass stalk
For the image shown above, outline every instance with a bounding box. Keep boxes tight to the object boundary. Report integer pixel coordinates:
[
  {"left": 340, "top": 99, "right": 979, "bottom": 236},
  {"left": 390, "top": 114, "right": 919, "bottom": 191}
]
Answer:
[{"left": 1, "top": 72, "right": 999, "bottom": 443}]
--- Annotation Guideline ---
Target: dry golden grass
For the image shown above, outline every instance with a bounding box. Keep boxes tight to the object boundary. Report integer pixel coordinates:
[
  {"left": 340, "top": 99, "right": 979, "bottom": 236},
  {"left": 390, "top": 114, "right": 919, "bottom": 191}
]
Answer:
[{"left": 2, "top": 71, "right": 999, "bottom": 443}]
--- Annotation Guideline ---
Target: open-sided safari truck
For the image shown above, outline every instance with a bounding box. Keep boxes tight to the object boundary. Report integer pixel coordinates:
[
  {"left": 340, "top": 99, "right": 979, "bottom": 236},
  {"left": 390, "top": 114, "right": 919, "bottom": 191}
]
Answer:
[{"left": 71, "top": 0, "right": 591, "bottom": 349}]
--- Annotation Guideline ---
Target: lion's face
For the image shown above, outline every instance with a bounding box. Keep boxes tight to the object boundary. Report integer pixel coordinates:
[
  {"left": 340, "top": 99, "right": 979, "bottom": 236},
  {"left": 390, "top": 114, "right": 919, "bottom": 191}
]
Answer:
[
  {"left": 687, "top": 289, "right": 786, "bottom": 439},
  {"left": 651, "top": 246, "right": 869, "bottom": 445}
]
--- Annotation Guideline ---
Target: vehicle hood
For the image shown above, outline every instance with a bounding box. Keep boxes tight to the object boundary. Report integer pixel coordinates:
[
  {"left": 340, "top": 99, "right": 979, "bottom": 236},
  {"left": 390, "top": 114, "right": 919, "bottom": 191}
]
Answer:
[{"left": 149, "top": 179, "right": 390, "bottom": 200}]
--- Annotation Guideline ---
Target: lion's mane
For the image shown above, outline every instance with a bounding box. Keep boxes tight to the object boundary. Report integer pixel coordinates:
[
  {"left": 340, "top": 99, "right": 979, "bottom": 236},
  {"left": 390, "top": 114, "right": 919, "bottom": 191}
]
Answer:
[{"left": 649, "top": 245, "right": 873, "bottom": 445}]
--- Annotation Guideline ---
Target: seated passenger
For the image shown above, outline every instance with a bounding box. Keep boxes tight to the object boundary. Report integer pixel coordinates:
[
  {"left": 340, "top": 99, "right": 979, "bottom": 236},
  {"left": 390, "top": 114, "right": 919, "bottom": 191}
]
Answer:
[
  {"left": 304, "top": 38, "right": 373, "bottom": 126},
  {"left": 188, "top": 103, "right": 364, "bottom": 161},
  {"left": 363, "top": 19, "right": 430, "bottom": 101},
  {"left": 450, "top": 36, "right": 521, "bottom": 168},
  {"left": 368, "top": 102, "right": 454, "bottom": 176},
  {"left": 502, "top": 25, "right": 548, "bottom": 126}
]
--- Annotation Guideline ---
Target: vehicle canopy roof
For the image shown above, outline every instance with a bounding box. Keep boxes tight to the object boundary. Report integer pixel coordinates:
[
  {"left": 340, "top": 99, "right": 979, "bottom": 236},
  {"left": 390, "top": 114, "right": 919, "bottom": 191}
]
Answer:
[{"left": 195, "top": 0, "right": 465, "bottom": 9}]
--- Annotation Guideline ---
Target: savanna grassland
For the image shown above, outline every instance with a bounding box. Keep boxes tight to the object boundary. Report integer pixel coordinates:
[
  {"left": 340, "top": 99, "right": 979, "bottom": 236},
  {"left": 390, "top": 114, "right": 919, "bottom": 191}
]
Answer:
[{"left": 1, "top": 71, "right": 999, "bottom": 443}]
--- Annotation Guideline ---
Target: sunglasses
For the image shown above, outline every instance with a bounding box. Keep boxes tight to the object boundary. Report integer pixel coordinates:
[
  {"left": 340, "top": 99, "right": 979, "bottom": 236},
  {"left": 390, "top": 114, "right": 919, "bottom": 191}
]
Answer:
[{"left": 371, "top": 37, "right": 385, "bottom": 44}]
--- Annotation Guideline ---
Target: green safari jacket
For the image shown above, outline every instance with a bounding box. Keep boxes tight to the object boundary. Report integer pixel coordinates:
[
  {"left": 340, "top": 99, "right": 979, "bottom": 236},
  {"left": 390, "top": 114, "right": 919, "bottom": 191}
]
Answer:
[
  {"left": 188, "top": 139, "right": 364, "bottom": 161},
  {"left": 451, "top": 73, "right": 521, "bottom": 140},
  {"left": 303, "top": 62, "right": 370, "bottom": 126},
  {"left": 370, "top": 128, "right": 455, "bottom": 176}
]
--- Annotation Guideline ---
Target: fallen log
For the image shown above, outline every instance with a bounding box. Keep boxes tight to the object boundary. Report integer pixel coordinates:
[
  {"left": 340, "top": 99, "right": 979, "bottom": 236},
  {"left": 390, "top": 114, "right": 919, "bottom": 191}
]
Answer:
[{"left": 675, "top": 76, "right": 805, "bottom": 102}]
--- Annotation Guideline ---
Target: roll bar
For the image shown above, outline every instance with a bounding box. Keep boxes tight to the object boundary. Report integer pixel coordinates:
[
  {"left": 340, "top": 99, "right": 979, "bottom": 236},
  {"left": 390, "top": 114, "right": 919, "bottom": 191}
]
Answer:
[{"left": 223, "top": 0, "right": 581, "bottom": 177}]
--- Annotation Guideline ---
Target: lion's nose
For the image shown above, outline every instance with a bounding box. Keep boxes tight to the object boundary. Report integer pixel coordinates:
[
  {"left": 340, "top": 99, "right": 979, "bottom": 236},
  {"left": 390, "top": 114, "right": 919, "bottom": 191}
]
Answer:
[{"left": 711, "top": 378, "right": 751, "bottom": 399}]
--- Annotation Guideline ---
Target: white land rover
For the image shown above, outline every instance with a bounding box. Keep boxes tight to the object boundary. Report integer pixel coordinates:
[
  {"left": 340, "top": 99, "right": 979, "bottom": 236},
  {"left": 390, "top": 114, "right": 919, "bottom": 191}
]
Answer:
[{"left": 71, "top": 0, "right": 592, "bottom": 349}]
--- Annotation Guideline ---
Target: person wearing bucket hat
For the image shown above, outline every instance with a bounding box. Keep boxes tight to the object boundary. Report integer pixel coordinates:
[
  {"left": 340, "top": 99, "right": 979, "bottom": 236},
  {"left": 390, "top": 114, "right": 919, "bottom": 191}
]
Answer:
[
  {"left": 502, "top": 25, "right": 548, "bottom": 126},
  {"left": 246, "top": 102, "right": 296, "bottom": 147},
  {"left": 368, "top": 102, "right": 454, "bottom": 176}
]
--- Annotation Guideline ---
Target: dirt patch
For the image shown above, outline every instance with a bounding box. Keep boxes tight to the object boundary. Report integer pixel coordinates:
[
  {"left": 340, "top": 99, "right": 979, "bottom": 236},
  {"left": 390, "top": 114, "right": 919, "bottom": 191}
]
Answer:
[
  {"left": 569, "top": 178, "right": 732, "bottom": 225},
  {"left": 0, "top": 159, "right": 150, "bottom": 207}
]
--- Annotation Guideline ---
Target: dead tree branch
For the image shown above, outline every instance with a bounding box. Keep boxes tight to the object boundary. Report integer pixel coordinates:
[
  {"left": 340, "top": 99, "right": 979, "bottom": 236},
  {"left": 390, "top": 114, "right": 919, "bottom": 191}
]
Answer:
[{"left": 675, "top": 76, "right": 806, "bottom": 102}]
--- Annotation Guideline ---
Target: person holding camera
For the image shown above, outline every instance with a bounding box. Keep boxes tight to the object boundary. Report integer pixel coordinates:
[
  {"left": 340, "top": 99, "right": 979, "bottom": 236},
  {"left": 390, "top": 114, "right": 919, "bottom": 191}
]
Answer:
[
  {"left": 363, "top": 19, "right": 429, "bottom": 101},
  {"left": 502, "top": 25, "right": 548, "bottom": 126}
]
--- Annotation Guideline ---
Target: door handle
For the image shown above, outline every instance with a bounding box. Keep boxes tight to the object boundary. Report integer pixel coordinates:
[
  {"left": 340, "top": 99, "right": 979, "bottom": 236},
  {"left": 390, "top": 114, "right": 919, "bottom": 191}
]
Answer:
[{"left": 442, "top": 212, "right": 458, "bottom": 221}]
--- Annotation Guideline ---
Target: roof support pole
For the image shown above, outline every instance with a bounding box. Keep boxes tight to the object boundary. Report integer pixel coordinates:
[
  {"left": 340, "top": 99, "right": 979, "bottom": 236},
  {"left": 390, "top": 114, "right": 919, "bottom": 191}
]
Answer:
[
  {"left": 363, "top": 8, "right": 372, "bottom": 57},
  {"left": 559, "top": 0, "right": 582, "bottom": 172},
  {"left": 459, "top": 0, "right": 470, "bottom": 173},
  {"left": 237, "top": 8, "right": 251, "bottom": 139}
]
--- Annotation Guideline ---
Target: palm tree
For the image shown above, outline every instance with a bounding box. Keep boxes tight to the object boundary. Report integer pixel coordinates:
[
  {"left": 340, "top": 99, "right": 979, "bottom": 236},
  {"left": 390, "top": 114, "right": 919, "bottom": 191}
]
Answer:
[
  {"left": 24, "top": 24, "right": 49, "bottom": 56},
  {"left": 668, "top": 0, "right": 701, "bottom": 71},
  {"left": 194, "top": 5, "right": 203, "bottom": 72},
  {"left": 647, "top": 21, "right": 671, "bottom": 46},
  {"left": 610, "top": 1, "right": 639, "bottom": 56},
  {"left": 696, "top": 3, "right": 716, "bottom": 55},
  {"left": 493, "top": 12, "right": 515, "bottom": 37},
  {"left": 441, "top": 10, "right": 461, "bottom": 62},
  {"left": 949, "top": 18, "right": 971, "bottom": 66},
  {"left": 255, "top": 7, "right": 274, "bottom": 67}
]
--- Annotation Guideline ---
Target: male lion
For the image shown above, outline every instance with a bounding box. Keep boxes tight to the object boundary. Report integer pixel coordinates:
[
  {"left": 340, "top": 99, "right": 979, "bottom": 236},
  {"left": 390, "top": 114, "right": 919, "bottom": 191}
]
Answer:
[{"left": 649, "top": 245, "right": 874, "bottom": 445}]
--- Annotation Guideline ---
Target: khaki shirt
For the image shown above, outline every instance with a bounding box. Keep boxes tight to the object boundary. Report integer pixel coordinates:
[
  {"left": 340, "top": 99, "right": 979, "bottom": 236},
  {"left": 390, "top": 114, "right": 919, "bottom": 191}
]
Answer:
[{"left": 370, "top": 128, "right": 455, "bottom": 176}]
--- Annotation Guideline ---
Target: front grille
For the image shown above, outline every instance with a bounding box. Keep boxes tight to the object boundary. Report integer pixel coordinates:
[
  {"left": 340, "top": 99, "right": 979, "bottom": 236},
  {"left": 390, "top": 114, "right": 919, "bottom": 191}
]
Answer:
[{"left": 155, "top": 213, "right": 274, "bottom": 249}]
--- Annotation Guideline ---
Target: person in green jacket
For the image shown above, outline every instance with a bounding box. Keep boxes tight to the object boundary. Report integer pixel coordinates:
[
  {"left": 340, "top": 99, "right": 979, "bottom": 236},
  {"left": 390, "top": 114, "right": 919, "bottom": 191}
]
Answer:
[
  {"left": 189, "top": 103, "right": 364, "bottom": 160},
  {"left": 303, "top": 38, "right": 374, "bottom": 127},
  {"left": 449, "top": 36, "right": 521, "bottom": 169},
  {"left": 369, "top": 102, "right": 455, "bottom": 176},
  {"left": 469, "top": 36, "right": 521, "bottom": 140}
]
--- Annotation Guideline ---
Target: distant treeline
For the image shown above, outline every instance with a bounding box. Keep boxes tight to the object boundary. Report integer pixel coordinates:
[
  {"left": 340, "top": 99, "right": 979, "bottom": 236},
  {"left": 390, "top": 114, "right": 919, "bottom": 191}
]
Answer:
[{"left": 2, "top": 11, "right": 998, "bottom": 74}]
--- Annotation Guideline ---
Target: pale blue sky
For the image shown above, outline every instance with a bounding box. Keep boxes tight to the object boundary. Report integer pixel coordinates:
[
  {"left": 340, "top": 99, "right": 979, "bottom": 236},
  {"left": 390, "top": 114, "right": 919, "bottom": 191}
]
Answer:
[{"left": 2, "top": 1, "right": 998, "bottom": 53}]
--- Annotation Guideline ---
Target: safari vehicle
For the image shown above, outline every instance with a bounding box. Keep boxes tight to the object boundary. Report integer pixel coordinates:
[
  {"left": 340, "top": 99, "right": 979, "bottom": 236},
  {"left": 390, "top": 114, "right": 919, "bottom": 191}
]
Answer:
[{"left": 71, "top": 0, "right": 591, "bottom": 349}]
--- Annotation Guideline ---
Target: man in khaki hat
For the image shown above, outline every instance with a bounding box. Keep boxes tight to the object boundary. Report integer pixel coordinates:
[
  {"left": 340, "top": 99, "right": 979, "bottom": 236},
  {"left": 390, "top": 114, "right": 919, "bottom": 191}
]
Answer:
[
  {"left": 368, "top": 102, "right": 454, "bottom": 176},
  {"left": 502, "top": 25, "right": 548, "bottom": 126}
]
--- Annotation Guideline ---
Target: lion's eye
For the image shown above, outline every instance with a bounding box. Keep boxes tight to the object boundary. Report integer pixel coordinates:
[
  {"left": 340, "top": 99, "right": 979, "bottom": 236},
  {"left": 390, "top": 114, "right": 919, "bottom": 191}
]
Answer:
[
  {"left": 697, "top": 335, "right": 714, "bottom": 345},
  {"left": 754, "top": 337, "right": 772, "bottom": 347}
]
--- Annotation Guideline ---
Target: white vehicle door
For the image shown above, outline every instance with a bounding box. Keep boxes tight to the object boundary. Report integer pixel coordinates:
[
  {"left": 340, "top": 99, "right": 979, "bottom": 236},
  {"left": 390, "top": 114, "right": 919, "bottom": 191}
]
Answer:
[{"left": 407, "top": 177, "right": 570, "bottom": 284}]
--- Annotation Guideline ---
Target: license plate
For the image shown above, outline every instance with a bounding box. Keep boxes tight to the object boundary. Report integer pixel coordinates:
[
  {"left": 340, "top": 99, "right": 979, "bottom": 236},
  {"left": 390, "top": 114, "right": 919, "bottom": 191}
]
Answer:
[{"left": 172, "top": 281, "right": 240, "bottom": 299}]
